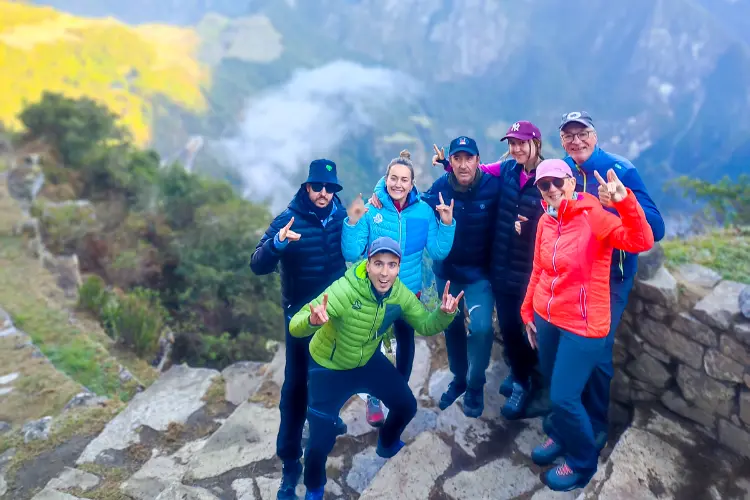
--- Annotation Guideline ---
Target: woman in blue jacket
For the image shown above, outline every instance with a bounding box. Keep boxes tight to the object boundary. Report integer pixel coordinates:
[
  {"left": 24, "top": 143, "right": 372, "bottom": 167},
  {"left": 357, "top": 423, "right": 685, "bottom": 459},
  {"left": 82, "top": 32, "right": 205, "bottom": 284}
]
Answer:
[{"left": 342, "top": 149, "right": 456, "bottom": 426}]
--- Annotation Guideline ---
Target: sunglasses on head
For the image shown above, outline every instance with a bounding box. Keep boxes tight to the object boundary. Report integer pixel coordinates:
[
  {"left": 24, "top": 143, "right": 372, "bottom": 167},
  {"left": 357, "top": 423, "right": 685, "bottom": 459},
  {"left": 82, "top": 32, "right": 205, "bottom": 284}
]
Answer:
[
  {"left": 537, "top": 177, "right": 568, "bottom": 192},
  {"left": 309, "top": 182, "right": 340, "bottom": 193}
]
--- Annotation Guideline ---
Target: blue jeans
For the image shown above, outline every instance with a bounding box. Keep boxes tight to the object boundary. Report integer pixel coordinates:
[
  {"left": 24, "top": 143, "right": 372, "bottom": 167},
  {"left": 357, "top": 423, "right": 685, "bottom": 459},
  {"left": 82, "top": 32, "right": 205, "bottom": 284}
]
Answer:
[
  {"left": 304, "top": 351, "right": 417, "bottom": 489},
  {"left": 435, "top": 278, "right": 495, "bottom": 390},
  {"left": 535, "top": 313, "right": 607, "bottom": 474},
  {"left": 276, "top": 313, "right": 310, "bottom": 462},
  {"left": 582, "top": 276, "right": 635, "bottom": 437}
]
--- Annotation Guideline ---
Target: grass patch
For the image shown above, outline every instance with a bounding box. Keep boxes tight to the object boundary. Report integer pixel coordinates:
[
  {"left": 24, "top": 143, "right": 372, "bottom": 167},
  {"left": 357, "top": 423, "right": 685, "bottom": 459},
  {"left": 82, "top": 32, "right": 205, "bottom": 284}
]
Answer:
[
  {"left": 0, "top": 401, "right": 122, "bottom": 469},
  {"left": 72, "top": 463, "right": 131, "bottom": 500},
  {"left": 0, "top": 181, "right": 158, "bottom": 412},
  {"left": 662, "top": 227, "right": 750, "bottom": 284}
]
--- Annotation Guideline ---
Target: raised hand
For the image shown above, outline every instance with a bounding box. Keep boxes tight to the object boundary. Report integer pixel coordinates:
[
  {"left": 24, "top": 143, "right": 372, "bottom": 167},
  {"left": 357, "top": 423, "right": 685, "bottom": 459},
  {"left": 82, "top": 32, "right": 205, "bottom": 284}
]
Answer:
[
  {"left": 435, "top": 192, "right": 454, "bottom": 225},
  {"left": 515, "top": 214, "right": 529, "bottom": 235},
  {"left": 347, "top": 193, "right": 369, "bottom": 223},
  {"left": 594, "top": 168, "right": 628, "bottom": 206},
  {"left": 367, "top": 192, "right": 382, "bottom": 209},
  {"left": 440, "top": 280, "right": 465, "bottom": 314},
  {"left": 525, "top": 322, "right": 537, "bottom": 349},
  {"left": 278, "top": 217, "right": 301, "bottom": 242},
  {"left": 432, "top": 143, "right": 446, "bottom": 166},
  {"left": 309, "top": 294, "right": 329, "bottom": 326}
]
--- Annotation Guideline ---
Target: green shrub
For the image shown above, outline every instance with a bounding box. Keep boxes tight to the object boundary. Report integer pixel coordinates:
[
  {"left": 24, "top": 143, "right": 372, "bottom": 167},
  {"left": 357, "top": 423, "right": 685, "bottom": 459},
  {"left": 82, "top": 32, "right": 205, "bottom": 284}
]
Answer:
[{"left": 77, "top": 274, "right": 107, "bottom": 314}]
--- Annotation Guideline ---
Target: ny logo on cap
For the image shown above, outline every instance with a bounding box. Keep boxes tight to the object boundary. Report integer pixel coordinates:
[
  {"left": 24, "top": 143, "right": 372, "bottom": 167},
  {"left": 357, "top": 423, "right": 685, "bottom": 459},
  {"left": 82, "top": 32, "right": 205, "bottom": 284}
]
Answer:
[
  {"left": 511, "top": 122, "right": 520, "bottom": 131},
  {"left": 458, "top": 137, "right": 467, "bottom": 145}
]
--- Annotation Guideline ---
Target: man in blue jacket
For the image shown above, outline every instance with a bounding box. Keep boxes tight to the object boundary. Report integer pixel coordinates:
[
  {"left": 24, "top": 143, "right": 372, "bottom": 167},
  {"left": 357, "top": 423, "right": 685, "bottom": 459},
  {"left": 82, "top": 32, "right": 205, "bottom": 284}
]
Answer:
[
  {"left": 422, "top": 136, "right": 501, "bottom": 419},
  {"left": 250, "top": 159, "right": 348, "bottom": 500},
  {"left": 533, "top": 111, "right": 666, "bottom": 466}
]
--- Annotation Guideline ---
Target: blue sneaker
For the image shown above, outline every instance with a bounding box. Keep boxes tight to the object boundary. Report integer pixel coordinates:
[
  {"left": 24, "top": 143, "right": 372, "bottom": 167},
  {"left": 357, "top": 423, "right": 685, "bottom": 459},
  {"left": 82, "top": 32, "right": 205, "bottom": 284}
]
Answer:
[
  {"left": 501, "top": 382, "right": 530, "bottom": 420},
  {"left": 499, "top": 373, "right": 515, "bottom": 397},
  {"left": 334, "top": 417, "right": 348, "bottom": 436},
  {"left": 462, "top": 387, "right": 484, "bottom": 418},
  {"left": 277, "top": 460, "right": 301, "bottom": 499},
  {"left": 595, "top": 430, "right": 607, "bottom": 451},
  {"left": 376, "top": 438, "right": 405, "bottom": 458},
  {"left": 544, "top": 462, "right": 593, "bottom": 491},
  {"left": 531, "top": 437, "right": 564, "bottom": 466},
  {"left": 304, "top": 487, "right": 324, "bottom": 500},
  {"left": 439, "top": 379, "right": 467, "bottom": 410}
]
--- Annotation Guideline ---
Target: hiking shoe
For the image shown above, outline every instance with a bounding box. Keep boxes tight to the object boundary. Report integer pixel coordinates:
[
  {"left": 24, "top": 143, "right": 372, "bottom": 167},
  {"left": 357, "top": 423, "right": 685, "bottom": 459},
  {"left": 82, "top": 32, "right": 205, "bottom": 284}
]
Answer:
[
  {"left": 532, "top": 437, "right": 564, "bottom": 466},
  {"left": 304, "top": 487, "right": 324, "bottom": 500},
  {"left": 366, "top": 396, "right": 385, "bottom": 428},
  {"left": 499, "top": 373, "right": 515, "bottom": 397},
  {"left": 438, "top": 379, "right": 467, "bottom": 410},
  {"left": 462, "top": 387, "right": 484, "bottom": 418},
  {"left": 277, "top": 460, "right": 301, "bottom": 499},
  {"left": 501, "top": 382, "right": 530, "bottom": 420},
  {"left": 544, "top": 462, "right": 593, "bottom": 491},
  {"left": 335, "top": 417, "right": 348, "bottom": 436},
  {"left": 376, "top": 438, "right": 405, "bottom": 458}
]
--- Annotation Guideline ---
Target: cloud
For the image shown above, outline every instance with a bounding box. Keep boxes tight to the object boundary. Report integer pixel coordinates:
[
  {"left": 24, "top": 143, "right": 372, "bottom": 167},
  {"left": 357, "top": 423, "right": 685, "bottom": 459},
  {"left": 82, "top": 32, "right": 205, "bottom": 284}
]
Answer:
[{"left": 218, "top": 59, "right": 420, "bottom": 213}]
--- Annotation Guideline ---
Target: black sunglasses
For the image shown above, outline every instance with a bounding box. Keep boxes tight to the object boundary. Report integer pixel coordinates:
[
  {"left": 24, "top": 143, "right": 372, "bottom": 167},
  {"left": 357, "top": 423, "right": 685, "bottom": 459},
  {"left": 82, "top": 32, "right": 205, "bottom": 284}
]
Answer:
[
  {"left": 309, "top": 182, "right": 341, "bottom": 193},
  {"left": 537, "top": 177, "right": 567, "bottom": 192}
]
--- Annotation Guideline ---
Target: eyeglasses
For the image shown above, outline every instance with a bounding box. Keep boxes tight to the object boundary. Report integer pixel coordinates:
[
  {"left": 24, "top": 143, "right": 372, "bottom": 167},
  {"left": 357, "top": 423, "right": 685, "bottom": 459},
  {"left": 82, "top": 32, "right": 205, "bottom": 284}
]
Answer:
[
  {"left": 561, "top": 130, "right": 593, "bottom": 143},
  {"left": 309, "top": 182, "right": 340, "bottom": 193},
  {"left": 537, "top": 177, "right": 567, "bottom": 192}
]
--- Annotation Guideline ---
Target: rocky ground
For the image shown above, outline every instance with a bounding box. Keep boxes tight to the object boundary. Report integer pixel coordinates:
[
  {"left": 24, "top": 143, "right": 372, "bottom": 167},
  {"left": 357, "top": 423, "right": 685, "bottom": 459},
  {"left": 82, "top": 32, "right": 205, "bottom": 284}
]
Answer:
[{"left": 2, "top": 334, "right": 750, "bottom": 500}]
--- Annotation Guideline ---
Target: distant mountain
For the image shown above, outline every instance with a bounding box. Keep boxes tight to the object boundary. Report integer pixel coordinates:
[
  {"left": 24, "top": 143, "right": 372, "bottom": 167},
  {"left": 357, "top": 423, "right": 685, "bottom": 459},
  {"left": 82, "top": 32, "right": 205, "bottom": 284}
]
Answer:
[{"left": 18, "top": 0, "right": 750, "bottom": 212}]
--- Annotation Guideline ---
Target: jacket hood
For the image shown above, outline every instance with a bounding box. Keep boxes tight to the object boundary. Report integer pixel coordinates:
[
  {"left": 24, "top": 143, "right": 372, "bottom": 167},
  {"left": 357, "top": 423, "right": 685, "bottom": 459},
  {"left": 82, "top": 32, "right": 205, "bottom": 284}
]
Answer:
[
  {"left": 540, "top": 192, "right": 600, "bottom": 221},
  {"left": 373, "top": 180, "right": 420, "bottom": 212}
]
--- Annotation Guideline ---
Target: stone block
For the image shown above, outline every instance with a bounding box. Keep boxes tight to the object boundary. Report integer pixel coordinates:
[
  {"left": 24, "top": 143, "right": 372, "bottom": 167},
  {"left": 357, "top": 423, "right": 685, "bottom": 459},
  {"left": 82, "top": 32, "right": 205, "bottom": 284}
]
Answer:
[
  {"left": 741, "top": 286, "right": 750, "bottom": 320},
  {"left": 642, "top": 341, "right": 671, "bottom": 364},
  {"left": 735, "top": 322, "right": 750, "bottom": 346},
  {"left": 693, "top": 280, "right": 745, "bottom": 331},
  {"left": 677, "top": 365, "right": 735, "bottom": 417},
  {"left": 740, "top": 391, "right": 750, "bottom": 426},
  {"left": 625, "top": 353, "right": 672, "bottom": 388},
  {"left": 636, "top": 244, "right": 665, "bottom": 280},
  {"left": 611, "top": 370, "right": 632, "bottom": 404},
  {"left": 646, "top": 303, "right": 670, "bottom": 321},
  {"left": 635, "top": 266, "right": 678, "bottom": 307},
  {"left": 639, "top": 317, "right": 704, "bottom": 370},
  {"left": 661, "top": 390, "right": 716, "bottom": 429},
  {"left": 718, "top": 419, "right": 750, "bottom": 459},
  {"left": 704, "top": 349, "right": 744, "bottom": 384},
  {"left": 671, "top": 312, "right": 718, "bottom": 347},
  {"left": 719, "top": 334, "right": 750, "bottom": 366}
]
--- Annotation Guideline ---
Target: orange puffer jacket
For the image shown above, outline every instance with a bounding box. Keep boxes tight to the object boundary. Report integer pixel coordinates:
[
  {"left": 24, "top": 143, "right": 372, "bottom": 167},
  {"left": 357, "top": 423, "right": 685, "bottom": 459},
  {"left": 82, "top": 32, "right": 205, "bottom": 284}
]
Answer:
[{"left": 521, "top": 190, "right": 654, "bottom": 338}]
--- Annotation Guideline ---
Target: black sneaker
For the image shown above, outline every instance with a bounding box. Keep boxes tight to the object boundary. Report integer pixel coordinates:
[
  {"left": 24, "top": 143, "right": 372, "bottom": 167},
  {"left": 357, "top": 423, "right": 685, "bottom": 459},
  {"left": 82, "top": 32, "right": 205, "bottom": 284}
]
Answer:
[
  {"left": 462, "top": 387, "right": 484, "bottom": 418},
  {"left": 439, "top": 379, "right": 467, "bottom": 410},
  {"left": 277, "top": 459, "right": 301, "bottom": 499}
]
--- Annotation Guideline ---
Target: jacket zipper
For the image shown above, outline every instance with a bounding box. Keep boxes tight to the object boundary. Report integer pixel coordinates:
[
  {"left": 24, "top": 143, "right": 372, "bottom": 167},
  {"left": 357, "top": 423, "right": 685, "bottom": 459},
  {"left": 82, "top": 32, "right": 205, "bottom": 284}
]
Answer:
[
  {"left": 546, "top": 216, "right": 563, "bottom": 321},
  {"left": 361, "top": 301, "right": 382, "bottom": 367},
  {"left": 329, "top": 339, "right": 337, "bottom": 361},
  {"left": 579, "top": 286, "right": 588, "bottom": 319},
  {"left": 398, "top": 211, "right": 403, "bottom": 249}
]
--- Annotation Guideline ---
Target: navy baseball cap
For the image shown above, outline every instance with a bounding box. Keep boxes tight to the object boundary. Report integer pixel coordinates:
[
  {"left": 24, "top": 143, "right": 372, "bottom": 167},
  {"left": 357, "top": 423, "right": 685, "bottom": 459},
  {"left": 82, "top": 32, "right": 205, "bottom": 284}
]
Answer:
[
  {"left": 559, "top": 111, "right": 595, "bottom": 130},
  {"left": 368, "top": 236, "right": 402, "bottom": 259},
  {"left": 448, "top": 136, "right": 479, "bottom": 157}
]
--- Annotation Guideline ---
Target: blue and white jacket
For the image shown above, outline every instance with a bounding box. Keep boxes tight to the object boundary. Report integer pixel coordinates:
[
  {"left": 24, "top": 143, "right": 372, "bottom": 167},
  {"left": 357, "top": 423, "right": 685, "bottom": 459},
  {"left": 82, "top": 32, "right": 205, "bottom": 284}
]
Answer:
[{"left": 341, "top": 179, "right": 456, "bottom": 294}]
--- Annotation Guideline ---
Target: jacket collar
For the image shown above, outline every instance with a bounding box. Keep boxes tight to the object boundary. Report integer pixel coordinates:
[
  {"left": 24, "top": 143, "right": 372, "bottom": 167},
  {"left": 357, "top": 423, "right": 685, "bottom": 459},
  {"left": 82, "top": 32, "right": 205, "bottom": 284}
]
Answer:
[
  {"left": 289, "top": 187, "right": 345, "bottom": 224},
  {"left": 568, "top": 145, "right": 602, "bottom": 172},
  {"left": 540, "top": 192, "right": 599, "bottom": 222}
]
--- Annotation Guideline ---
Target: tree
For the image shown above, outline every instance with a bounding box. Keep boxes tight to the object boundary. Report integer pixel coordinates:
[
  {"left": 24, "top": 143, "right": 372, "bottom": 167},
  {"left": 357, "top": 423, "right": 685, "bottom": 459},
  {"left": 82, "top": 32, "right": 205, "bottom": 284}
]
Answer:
[{"left": 675, "top": 174, "right": 750, "bottom": 226}]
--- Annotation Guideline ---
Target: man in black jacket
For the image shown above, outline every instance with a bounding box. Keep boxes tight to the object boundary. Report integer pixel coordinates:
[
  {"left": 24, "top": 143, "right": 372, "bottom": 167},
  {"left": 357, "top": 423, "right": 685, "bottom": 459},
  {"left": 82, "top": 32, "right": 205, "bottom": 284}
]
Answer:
[{"left": 251, "top": 159, "right": 348, "bottom": 500}]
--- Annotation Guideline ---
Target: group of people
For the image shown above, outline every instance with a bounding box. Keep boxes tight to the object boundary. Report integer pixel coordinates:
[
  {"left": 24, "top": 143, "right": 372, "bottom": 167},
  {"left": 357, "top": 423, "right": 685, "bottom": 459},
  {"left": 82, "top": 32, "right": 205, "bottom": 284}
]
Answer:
[{"left": 251, "top": 110, "right": 665, "bottom": 499}]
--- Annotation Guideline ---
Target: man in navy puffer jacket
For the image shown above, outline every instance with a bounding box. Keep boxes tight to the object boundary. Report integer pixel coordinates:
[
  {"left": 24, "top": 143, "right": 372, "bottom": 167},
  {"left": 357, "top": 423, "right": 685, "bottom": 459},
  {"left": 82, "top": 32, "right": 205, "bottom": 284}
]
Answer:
[{"left": 250, "top": 159, "right": 348, "bottom": 500}]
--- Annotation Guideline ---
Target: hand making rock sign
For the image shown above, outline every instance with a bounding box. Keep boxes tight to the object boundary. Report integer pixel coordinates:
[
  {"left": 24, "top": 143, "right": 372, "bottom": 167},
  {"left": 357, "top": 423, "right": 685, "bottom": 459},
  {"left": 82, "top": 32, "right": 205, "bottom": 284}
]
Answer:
[
  {"left": 278, "top": 216, "right": 301, "bottom": 242},
  {"left": 347, "top": 193, "right": 369, "bottom": 224},
  {"left": 440, "top": 280, "right": 464, "bottom": 314},
  {"left": 594, "top": 168, "right": 628, "bottom": 207},
  {"left": 309, "top": 293, "right": 330, "bottom": 326},
  {"left": 435, "top": 192, "right": 455, "bottom": 225}
]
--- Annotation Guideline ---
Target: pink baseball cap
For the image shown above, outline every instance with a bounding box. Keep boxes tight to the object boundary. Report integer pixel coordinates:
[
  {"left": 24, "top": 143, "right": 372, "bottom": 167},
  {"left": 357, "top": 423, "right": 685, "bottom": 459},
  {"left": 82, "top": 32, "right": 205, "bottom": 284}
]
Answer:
[
  {"left": 534, "top": 159, "right": 573, "bottom": 184},
  {"left": 502, "top": 120, "right": 541, "bottom": 142}
]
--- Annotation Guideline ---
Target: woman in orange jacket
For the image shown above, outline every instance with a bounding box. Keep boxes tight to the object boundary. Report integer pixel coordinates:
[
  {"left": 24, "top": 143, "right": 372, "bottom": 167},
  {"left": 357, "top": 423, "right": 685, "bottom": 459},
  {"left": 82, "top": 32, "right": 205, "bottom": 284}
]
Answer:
[{"left": 520, "top": 159, "right": 654, "bottom": 492}]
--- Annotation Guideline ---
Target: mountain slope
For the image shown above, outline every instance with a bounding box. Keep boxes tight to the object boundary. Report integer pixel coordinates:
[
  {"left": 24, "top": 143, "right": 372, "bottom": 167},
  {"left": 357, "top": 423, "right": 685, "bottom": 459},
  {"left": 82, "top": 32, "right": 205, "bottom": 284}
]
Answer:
[{"left": 0, "top": 1, "right": 209, "bottom": 145}]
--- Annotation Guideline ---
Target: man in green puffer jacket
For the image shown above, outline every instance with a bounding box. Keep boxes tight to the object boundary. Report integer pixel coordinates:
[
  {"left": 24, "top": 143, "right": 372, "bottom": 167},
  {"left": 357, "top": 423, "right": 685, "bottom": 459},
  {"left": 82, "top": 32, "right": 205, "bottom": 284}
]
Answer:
[{"left": 289, "top": 236, "right": 463, "bottom": 499}]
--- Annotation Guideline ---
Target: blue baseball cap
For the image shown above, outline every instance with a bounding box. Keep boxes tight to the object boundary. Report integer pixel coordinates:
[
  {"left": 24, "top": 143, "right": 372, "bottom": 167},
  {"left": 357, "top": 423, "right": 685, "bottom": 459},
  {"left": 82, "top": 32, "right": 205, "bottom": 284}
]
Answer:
[
  {"left": 368, "top": 236, "right": 402, "bottom": 259},
  {"left": 448, "top": 136, "right": 479, "bottom": 157},
  {"left": 559, "top": 111, "right": 595, "bottom": 130}
]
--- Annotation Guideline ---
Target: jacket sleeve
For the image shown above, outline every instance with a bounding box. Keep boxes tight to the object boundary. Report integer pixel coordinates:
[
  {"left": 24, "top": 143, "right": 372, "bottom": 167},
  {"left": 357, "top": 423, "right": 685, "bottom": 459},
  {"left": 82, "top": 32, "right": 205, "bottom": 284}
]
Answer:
[
  {"left": 341, "top": 211, "right": 371, "bottom": 262},
  {"left": 589, "top": 189, "right": 655, "bottom": 254},
  {"left": 619, "top": 167, "right": 666, "bottom": 242},
  {"left": 250, "top": 211, "right": 292, "bottom": 275},
  {"left": 521, "top": 218, "right": 545, "bottom": 325},
  {"left": 398, "top": 286, "right": 457, "bottom": 336},
  {"left": 425, "top": 208, "right": 456, "bottom": 261},
  {"left": 288, "top": 276, "right": 350, "bottom": 338}
]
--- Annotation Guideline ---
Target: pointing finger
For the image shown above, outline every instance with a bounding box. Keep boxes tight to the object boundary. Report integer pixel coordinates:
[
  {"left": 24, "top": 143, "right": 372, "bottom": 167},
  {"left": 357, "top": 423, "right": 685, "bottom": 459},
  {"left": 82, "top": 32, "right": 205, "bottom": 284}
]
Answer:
[
  {"left": 449, "top": 198, "right": 454, "bottom": 208},
  {"left": 607, "top": 168, "right": 618, "bottom": 183},
  {"left": 455, "top": 290, "right": 465, "bottom": 304},
  {"left": 443, "top": 281, "right": 450, "bottom": 300},
  {"left": 593, "top": 170, "right": 607, "bottom": 187},
  {"left": 322, "top": 293, "right": 328, "bottom": 309},
  {"left": 439, "top": 192, "right": 445, "bottom": 205},
  {"left": 433, "top": 144, "right": 440, "bottom": 155},
  {"left": 518, "top": 215, "right": 529, "bottom": 222}
]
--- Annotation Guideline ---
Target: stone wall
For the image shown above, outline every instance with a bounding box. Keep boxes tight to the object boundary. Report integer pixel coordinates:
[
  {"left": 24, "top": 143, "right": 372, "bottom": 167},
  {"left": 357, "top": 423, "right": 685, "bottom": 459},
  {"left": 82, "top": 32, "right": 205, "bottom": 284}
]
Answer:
[{"left": 615, "top": 244, "right": 750, "bottom": 459}]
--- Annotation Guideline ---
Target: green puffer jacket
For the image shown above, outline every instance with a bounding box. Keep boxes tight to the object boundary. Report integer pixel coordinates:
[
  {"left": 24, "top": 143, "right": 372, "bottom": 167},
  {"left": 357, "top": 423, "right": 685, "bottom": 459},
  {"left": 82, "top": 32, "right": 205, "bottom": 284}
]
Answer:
[{"left": 290, "top": 260, "right": 456, "bottom": 370}]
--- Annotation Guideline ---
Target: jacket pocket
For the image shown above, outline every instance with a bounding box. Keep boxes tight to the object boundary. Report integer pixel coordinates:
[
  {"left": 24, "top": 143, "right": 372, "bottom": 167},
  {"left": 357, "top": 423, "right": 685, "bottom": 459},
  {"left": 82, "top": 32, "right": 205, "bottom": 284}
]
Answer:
[
  {"left": 329, "top": 339, "right": 337, "bottom": 361},
  {"left": 579, "top": 286, "right": 588, "bottom": 319}
]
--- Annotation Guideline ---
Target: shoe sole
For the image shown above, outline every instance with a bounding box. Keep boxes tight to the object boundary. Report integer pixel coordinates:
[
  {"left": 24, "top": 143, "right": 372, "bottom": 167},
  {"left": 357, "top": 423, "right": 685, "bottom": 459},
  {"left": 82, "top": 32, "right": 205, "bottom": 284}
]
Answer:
[
  {"left": 531, "top": 452, "right": 563, "bottom": 467},
  {"left": 367, "top": 419, "right": 385, "bottom": 428}
]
